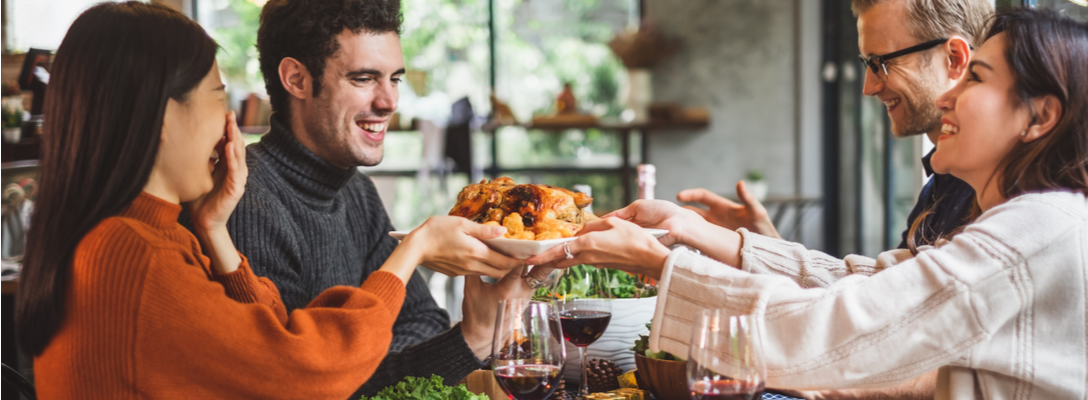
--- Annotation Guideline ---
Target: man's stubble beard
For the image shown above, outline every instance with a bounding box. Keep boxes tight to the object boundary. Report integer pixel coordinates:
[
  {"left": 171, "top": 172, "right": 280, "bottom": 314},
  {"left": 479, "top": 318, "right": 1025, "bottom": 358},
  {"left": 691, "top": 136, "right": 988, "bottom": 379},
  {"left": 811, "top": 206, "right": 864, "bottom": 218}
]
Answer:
[
  {"left": 304, "top": 96, "right": 385, "bottom": 168},
  {"left": 891, "top": 59, "right": 945, "bottom": 138}
]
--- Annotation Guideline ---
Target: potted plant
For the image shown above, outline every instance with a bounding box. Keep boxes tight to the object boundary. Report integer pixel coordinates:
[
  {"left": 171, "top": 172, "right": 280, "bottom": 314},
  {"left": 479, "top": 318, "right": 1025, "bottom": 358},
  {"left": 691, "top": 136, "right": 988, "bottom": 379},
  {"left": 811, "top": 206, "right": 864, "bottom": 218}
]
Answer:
[
  {"left": 745, "top": 169, "right": 768, "bottom": 201},
  {"left": 2, "top": 100, "right": 24, "bottom": 144}
]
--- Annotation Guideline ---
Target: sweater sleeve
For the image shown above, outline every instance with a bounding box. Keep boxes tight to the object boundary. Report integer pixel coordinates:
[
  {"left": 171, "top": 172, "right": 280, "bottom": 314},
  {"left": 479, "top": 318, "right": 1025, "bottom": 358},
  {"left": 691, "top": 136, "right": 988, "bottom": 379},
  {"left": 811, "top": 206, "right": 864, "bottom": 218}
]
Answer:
[
  {"left": 365, "top": 235, "right": 450, "bottom": 352},
  {"left": 137, "top": 246, "right": 407, "bottom": 400},
  {"left": 738, "top": 229, "right": 914, "bottom": 288},
  {"left": 179, "top": 198, "right": 309, "bottom": 314},
  {"left": 176, "top": 210, "right": 289, "bottom": 324},
  {"left": 222, "top": 183, "right": 312, "bottom": 312},
  {"left": 648, "top": 194, "right": 1081, "bottom": 390},
  {"left": 651, "top": 244, "right": 1014, "bottom": 390},
  {"left": 360, "top": 175, "right": 451, "bottom": 352},
  {"left": 208, "top": 254, "right": 290, "bottom": 326},
  {"left": 350, "top": 323, "right": 485, "bottom": 398}
]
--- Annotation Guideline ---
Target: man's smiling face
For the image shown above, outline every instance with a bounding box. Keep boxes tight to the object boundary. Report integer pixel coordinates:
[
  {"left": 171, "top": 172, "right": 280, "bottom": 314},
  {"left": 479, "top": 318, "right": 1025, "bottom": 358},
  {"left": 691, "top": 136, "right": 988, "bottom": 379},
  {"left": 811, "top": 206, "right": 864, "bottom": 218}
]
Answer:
[
  {"left": 857, "top": 0, "right": 947, "bottom": 138},
  {"left": 299, "top": 30, "right": 404, "bottom": 168}
]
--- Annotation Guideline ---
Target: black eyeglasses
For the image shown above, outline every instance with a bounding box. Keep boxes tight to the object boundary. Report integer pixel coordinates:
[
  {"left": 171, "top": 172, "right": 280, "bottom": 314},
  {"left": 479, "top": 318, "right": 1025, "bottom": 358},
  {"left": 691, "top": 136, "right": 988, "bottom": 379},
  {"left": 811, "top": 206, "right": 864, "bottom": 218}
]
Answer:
[{"left": 858, "top": 38, "right": 948, "bottom": 81}]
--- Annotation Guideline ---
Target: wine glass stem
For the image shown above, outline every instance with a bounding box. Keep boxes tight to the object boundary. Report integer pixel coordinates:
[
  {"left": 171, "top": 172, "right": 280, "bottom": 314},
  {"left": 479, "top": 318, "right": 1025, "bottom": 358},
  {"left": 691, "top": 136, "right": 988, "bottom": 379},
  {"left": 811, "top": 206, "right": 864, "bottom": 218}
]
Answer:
[{"left": 578, "top": 346, "right": 589, "bottom": 396}]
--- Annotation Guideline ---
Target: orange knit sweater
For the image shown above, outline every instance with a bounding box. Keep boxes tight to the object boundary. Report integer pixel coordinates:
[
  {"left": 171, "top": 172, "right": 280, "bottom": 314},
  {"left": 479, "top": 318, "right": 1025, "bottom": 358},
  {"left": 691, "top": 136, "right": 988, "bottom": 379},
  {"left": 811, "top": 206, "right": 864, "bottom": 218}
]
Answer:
[{"left": 33, "top": 192, "right": 407, "bottom": 399}]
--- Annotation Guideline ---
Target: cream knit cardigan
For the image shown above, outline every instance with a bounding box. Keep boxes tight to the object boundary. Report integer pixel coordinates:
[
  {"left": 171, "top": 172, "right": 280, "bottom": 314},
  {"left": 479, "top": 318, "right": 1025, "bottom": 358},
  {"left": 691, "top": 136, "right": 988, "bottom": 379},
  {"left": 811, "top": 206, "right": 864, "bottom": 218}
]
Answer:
[{"left": 649, "top": 191, "right": 1088, "bottom": 400}]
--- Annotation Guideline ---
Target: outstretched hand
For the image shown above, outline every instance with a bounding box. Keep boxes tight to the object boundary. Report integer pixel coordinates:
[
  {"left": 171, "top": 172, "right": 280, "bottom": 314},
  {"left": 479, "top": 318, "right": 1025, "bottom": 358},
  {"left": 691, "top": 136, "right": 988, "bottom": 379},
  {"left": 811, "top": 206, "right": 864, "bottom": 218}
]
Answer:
[
  {"left": 406, "top": 216, "right": 523, "bottom": 279},
  {"left": 604, "top": 199, "right": 706, "bottom": 247},
  {"left": 677, "top": 181, "right": 780, "bottom": 239},
  {"left": 524, "top": 217, "right": 671, "bottom": 280}
]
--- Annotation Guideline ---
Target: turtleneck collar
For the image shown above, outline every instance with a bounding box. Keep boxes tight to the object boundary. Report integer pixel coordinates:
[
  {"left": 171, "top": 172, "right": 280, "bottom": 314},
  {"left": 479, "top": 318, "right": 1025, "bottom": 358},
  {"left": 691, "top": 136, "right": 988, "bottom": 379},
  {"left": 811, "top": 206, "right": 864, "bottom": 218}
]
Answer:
[
  {"left": 121, "top": 192, "right": 183, "bottom": 230},
  {"left": 258, "top": 116, "right": 357, "bottom": 200}
]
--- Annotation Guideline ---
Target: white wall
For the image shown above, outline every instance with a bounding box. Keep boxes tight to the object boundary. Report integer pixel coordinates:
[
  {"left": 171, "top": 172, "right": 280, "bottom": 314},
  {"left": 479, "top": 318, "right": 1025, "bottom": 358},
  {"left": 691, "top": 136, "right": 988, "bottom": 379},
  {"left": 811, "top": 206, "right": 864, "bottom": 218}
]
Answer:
[{"left": 646, "top": 0, "right": 824, "bottom": 247}]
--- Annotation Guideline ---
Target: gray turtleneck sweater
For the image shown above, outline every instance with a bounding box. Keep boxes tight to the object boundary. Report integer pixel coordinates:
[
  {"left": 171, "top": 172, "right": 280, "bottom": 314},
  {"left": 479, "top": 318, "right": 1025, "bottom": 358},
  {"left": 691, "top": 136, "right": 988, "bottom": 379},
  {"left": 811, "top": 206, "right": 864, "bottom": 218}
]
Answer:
[{"left": 187, "top": 119, "right": 483, "bottom": 397}]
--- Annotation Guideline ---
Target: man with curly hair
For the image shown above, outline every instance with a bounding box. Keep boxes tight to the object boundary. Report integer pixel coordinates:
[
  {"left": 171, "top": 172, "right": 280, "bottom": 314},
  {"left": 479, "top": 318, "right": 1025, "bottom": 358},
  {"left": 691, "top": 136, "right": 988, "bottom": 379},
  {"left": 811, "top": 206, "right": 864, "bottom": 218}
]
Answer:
[{"left": 197, "top": 0, "right": 548, "bottom": 396}]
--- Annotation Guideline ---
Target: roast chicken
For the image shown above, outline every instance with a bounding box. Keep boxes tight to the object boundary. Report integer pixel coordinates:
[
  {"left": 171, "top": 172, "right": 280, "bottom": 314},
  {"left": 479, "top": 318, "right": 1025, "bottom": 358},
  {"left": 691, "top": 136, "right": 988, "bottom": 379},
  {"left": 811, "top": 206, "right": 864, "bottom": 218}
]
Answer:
[{"left": 449, "top": 177, "right": 594, "bottom": 240}]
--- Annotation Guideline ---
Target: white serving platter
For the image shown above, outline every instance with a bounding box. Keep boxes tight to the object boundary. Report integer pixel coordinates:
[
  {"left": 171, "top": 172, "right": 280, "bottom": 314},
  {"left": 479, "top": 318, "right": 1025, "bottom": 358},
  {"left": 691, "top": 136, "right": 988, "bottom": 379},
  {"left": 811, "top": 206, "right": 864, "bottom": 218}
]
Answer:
[{"left": 389, "top": 228, "right": 668, "bottom": 260}]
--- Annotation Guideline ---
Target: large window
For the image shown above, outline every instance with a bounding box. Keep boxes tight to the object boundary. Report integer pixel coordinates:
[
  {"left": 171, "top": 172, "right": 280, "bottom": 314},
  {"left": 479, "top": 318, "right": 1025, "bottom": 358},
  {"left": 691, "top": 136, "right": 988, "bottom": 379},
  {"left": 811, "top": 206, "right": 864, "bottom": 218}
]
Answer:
[
  {"left": 495, "top": 0, "right": 634, "bottom": 120},
  {"left": 492, "top": 0, "right": 635, "bottom": 167},
  {"left": 195, "top": 0, "right": 639, "bottom": 229},
  {"left": 489, "top": 0, "right": 637, "bottom": 211},
  {"left": 1033, "top": 0, "right": 1088, "bottom": 22},
  {"left": 194, "top": 0, "right": 636, "bottom": 118},
  {"left": 3, "top": 0, "right": 148, "bottom": 52},
  {"left": 194, "top": 0, "right": 266, "bottom": 107}
]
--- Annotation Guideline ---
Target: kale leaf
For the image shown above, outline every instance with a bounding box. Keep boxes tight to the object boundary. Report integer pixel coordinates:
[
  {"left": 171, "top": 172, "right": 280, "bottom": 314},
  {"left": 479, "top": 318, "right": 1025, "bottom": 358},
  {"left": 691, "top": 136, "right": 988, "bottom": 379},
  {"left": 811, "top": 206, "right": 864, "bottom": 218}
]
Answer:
[{"left": 360, "top": 375, "right": 487, "bottom": 400}]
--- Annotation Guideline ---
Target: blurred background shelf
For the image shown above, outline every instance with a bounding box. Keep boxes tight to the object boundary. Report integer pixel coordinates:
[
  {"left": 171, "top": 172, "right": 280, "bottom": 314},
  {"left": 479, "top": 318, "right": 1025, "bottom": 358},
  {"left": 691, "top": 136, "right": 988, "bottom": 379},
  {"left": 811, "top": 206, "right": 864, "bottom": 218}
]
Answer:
[
  {"left": 483, "top": 118, "right": 710, "bottom": 203},
  {"left": 1, "top": 135, "right": 38, "bottom": 162}
]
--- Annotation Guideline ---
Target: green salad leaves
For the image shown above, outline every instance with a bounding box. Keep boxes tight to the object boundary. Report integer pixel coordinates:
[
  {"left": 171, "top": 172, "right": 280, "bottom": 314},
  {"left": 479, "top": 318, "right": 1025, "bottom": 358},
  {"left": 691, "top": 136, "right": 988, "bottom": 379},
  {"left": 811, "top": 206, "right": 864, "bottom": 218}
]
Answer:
[
  {"left": 359, "top": 375, "right": 487, "bottom": 400},
  {"left": 532, "top": 265, "right": 657, "bottom": 301},
  {"left": 631, "top": 322, "right": 683, "bottom": 361}
]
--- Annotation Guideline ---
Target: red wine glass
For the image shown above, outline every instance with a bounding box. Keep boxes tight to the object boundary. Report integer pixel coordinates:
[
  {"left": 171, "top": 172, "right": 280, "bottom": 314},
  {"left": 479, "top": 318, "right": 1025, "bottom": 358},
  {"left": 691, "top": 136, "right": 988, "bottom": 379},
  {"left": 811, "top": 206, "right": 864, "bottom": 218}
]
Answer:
[
  {"left": 492, "top": 299, "right": 567, "bottom": 400},
  {"left": 687, "top": 309, "right": 766, "bottom": 400},
  {"left": 551, "top": 266, "right": 613, "bottom": 396}
]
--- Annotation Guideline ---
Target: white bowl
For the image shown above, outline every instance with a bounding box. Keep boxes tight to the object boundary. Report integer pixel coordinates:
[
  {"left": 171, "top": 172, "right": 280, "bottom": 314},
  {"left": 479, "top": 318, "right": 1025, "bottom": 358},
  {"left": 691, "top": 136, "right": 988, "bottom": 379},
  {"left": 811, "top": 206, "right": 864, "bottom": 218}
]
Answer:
[{"left": 389, "top": 228, "right": 667, "bottom": 260}]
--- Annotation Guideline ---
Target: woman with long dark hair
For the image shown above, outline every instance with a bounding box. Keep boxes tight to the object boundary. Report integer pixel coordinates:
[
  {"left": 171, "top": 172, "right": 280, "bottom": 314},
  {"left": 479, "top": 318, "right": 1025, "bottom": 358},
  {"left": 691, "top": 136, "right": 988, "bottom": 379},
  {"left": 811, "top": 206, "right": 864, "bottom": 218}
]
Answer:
[
  {"left": 15, "top": 2, "right": 520, "bottom": 398},
  {"left": 529, "top": 8, "right": 1088, "bottom": 398}
]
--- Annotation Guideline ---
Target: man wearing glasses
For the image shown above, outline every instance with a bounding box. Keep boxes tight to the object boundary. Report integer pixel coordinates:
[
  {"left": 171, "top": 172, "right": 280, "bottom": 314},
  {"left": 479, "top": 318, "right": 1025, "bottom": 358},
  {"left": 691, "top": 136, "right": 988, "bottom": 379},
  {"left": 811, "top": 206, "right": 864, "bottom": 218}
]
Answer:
[
  {"left": 682, "top": 0, "right": 990, "bottom": 250},
  {"left": 683, "top": 0, "right": 993, "bottom": 399},
  {"left": 853, "top": 0, "right": 992, "bottom": 252}
]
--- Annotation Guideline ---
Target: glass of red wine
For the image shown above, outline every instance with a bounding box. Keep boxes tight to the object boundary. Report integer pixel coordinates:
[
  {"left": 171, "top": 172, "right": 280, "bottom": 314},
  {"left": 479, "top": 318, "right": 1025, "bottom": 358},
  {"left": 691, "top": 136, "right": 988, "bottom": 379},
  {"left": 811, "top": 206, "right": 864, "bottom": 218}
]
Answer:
[
  {"left": 687, "top": 309, "right": 766, "bottom": 400},
  {"left": 551, "top": 266, "right": 613, "bottom": 396},
  {"left": 492, "top": 299, "right": 567, "bottom": 400}
]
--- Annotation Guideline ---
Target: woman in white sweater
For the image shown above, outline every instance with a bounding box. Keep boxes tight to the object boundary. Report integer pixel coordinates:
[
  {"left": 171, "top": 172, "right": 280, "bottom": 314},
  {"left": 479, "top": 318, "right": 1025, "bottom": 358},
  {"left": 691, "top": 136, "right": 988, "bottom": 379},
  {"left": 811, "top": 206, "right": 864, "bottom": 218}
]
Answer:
[{"left": 528, "top": 9, "right": 1088, "bottom": 399}]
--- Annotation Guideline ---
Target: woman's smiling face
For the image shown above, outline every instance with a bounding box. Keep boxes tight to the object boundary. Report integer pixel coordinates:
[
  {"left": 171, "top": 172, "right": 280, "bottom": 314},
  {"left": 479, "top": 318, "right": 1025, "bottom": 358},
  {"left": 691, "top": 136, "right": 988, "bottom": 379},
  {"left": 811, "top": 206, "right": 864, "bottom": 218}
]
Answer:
[
  {"left": 931, "top": 33, "right": 1033, "bottom": 192},
  {"left": 157, "top": 61, "right": 229, "bottom": 203}
]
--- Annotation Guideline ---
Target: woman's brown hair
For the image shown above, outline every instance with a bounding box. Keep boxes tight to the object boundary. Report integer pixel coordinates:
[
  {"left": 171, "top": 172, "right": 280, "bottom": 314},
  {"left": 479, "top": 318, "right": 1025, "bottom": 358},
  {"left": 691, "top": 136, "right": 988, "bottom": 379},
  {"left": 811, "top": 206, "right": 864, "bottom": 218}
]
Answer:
[
  {"left": 15, "top": 1, "right": 217, "bottom": 356},
  {"left": 990, "top": 8, "right": 1088, "bottom": 198},
  {"left": 908, "top": 8, "right": 1088, "bottom": 253}
]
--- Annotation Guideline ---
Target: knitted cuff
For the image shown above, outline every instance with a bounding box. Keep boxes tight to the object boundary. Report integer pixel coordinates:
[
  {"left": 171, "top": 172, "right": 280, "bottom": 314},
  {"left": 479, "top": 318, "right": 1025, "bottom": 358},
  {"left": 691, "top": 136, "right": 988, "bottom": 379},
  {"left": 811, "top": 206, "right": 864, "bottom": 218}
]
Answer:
[
  {"left": 738, "top": 228, "right": 806, "bottom": 279},
  {"left": 210, "top": 255, "right": 262, "bottom": 303},
  {"left": 358, "top": 271, "right": 408, "bottom": 319}
]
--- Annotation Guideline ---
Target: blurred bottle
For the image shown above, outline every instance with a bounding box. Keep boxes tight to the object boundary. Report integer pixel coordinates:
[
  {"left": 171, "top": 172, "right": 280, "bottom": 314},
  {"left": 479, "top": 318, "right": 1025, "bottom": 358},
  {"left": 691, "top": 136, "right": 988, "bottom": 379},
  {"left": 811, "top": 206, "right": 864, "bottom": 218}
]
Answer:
[
  {"left": 635, "top": 164, "right": 658, "bottom": 285},
  {"left": 637, "top": 164, "right": 655, "bottom": 200},
  {"left": 573, "top": 184, "right": 593, "bottom": 215},
  {"left": 556, "top": 82, "right": 577, "bottom": 114}
]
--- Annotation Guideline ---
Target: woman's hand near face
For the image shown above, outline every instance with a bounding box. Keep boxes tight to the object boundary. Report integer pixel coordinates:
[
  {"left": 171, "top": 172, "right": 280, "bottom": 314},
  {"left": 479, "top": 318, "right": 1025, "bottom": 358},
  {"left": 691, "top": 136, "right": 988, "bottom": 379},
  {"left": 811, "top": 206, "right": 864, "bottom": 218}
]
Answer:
[
  {"left": 188, "top": 111, "right": 247, "bottom": 232},
  {"left": 187, "top": 112, "right": 248, "bottom": 274},
  {"left": 525, "top": 217, "right": 672, "bottom": 280},
  {"left": 381, "top": 216, "right": 524, "bottom": 283}
]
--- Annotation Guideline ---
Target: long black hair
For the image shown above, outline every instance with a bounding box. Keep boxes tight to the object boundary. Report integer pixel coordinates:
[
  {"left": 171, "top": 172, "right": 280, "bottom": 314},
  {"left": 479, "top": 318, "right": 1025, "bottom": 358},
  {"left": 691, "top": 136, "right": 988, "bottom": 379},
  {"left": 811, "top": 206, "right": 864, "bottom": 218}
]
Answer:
[
  {"left": 906, "top": 8, "right": 1088, "bottom": 254},
  {"left": 15, "top": 1, "right": 218, "bottom": 356},
  {"left": 987, "top": 8, "right": 1088, "bottom": 198}
]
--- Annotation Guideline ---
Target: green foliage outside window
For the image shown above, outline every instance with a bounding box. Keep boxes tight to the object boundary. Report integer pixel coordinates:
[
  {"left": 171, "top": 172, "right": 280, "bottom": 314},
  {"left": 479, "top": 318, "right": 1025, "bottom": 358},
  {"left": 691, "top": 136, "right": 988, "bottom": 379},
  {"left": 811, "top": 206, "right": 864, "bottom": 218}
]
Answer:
[
  {"left": 208, "top": 0, "right": 264, "bottom": 94},
  {"left": 203, "top": 0, "right": 638, "bottom": 228}
]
